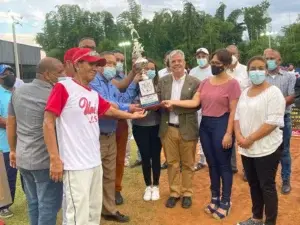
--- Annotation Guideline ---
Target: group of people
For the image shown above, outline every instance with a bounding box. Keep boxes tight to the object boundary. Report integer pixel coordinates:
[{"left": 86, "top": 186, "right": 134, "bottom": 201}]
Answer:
[{"left": 0, "top": 36, "right": 297, "bottom": 225}]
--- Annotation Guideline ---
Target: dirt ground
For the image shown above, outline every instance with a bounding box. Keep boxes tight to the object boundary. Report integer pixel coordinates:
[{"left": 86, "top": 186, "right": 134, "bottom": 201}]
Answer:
[{"left": 103, "top": 137, "right": 300, "bottom": 225}]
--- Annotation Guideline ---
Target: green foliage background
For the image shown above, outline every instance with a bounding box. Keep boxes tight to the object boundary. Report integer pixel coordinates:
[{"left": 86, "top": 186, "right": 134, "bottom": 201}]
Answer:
[{"left": 35, "top": 0, "right": 300, "bottom": 68}]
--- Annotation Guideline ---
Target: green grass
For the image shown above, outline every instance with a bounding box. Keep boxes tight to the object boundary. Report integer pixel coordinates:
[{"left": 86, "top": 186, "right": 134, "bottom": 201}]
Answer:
[{"left": 3, "top": 141, "right": 148, "bottom": 225}]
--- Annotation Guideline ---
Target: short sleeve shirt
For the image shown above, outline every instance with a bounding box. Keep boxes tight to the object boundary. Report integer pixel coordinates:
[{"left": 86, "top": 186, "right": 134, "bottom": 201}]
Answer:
[
  {"left": 0, "top": 86, "right": 12, "bottom": 152},
  {"left": 45, "top": 79, "right": 110, "bottom": 170},
  {"left": 198, "top": 78, "right": 241, "bottom": 117}
]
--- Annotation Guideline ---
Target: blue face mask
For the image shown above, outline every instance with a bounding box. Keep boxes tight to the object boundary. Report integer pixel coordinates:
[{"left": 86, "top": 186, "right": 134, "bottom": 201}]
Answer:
[
  {"left": 267, "top": 60, "right": 277, "bottom": 71},
  {"left": 103, "top": 67, "right": 116, "bottom": 81},
  {"left": 116, "top": 62, "right": 124, "bottom": 72},
  {"left": 197, "top": 58, "right": 208, "bottom": 68},
  {"left": 249, "top": 70, "right": 266, "bottom": 85},
  {"left": 147, "top": 70, "right": 156, "bottom": 79}
]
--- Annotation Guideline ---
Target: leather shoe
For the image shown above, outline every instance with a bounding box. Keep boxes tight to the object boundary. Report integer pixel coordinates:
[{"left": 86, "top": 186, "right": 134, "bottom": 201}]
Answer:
[
  {"left": 182, "top": 196, "right": 192, "bottom": 209},
  {"left": 165, "top": 197, "right": 180, "bottom": 208},
  {"left": 102, "top": 211, "right": 130, "bottom": 223},
  {"left": 232, "top": 168, "right": 238, "bottom": 174},
  {"left": 115, "top": 191, "right": 124, "bottom": 205},
  {"left": 161, "top": 161, "right": 168, "bottom": 170},
  {"left": 281, "top": 180, "right": 291, "bottom": 194}
]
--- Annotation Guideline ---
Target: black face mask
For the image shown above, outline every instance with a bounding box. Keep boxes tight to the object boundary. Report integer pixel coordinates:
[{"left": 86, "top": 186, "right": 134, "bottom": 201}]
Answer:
[
  {"left": 211, "top": 65, "right": 225, "bottom": 76},
  {"left": 2, "top": 75, "right": 16, "bottom": 88}
]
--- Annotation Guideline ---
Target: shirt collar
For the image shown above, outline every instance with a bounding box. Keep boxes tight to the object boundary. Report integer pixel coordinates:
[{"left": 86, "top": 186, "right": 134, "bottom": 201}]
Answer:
[
  {"left": 32, "top": 79, "right": 53, "bottom": 89},
  {"left": 267, "top": 71, "right": 283, "bottom": 76},
  {"left": 98, "top": 73, "right": 110, "bottom": 83},
  {"left": 172, "top": 73, "right": 186, "bottom": 82}
]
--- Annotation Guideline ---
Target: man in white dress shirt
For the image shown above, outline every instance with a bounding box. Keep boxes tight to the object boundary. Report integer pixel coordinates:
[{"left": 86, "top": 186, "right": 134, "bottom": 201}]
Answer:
[
  {"left": 226, "top": 45, "right": 250, "bottom": 180},
  {"left": 158, "top": 50, "right": 200, "bottom": 209},
  {"left": 189, "top": 47, "right": 212, "bottom": 171}
]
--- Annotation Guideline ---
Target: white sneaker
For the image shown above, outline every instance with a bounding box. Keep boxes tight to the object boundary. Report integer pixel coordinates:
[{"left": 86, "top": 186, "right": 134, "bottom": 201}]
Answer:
[
  {"left": 151, "top": 186, "right": 160, "bottom": 201},
  {"left": 143, "top": 186, "right": 152, "bottom": 201}
]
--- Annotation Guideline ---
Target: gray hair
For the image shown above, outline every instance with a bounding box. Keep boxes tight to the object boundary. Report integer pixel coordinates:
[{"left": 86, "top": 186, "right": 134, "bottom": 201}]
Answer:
[{"left": 168, "top": 50, "right": 185, "bottom": 62}]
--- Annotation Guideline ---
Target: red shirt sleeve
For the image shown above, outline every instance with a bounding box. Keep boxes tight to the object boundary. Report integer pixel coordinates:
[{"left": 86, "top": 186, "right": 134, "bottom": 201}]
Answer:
[
  {"left": 228, "top": 79, "right": 241, "bottom": 101},
  {"left": 45, "top": 83, "right": 69, "bottom": 116},
  {"left": 98, "top": 94, "right": 111, "bottom": 117}
]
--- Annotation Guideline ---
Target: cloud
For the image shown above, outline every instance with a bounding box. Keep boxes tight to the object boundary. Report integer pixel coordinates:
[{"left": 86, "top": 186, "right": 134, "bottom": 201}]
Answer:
[{"left": 0, "top": 0, "right": 298, "bottom": 35}]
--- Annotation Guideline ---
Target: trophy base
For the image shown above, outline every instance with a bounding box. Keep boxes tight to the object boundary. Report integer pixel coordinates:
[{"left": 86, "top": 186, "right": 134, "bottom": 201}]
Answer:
[{"left": 140, "top": 94, "right": 160, "bottom": 109}]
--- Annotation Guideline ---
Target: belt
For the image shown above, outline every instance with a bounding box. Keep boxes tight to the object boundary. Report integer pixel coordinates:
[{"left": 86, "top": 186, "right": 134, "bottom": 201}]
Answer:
[
  {"left": 168, "top": 123, "right": 179, "bottom": 128},
  {"left": 100, "top": 132, "right": 115, "bottom": 137}
]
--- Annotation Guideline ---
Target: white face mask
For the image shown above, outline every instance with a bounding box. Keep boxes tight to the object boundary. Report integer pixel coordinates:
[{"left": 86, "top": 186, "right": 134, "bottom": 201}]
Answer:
[{"left": 231, "top": 55, "right": 238, "bottom": 65}]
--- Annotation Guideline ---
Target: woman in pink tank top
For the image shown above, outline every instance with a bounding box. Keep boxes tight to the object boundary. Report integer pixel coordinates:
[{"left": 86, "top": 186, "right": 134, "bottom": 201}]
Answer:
[{"left": 162, "top": 49, "right": 241, "bottom": 220}]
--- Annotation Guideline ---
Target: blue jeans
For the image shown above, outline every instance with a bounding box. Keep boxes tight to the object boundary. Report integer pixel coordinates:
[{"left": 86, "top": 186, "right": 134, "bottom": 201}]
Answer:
[
  {"left": 200, "top": 113, "right": 233, "bottom": 203},
  {"left": 281, "top": 114, "right": 292, "bottom": 181},
  {"left": 19, "top": 168, "right": 63, "bottom": 225},
  {"left": 0, "top": 152, "right": 17, "bottom": 210}
]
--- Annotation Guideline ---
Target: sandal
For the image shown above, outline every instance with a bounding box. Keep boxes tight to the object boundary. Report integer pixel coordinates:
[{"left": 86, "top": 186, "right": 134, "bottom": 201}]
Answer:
[
  {"left": 212, "top": 201, "right": 231, "bottom": 220},
  {"left": 204, "top": 197, "right": 219, "bottom": 214}
]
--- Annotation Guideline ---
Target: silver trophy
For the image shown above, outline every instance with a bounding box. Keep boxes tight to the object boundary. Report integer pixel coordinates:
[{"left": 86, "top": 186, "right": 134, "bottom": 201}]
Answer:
[
  {"left": 128, "top": 23, "right": 149, "bottom": 80},
  {"left": 128, "top": 23, "right": 160, "bottom": 108}
]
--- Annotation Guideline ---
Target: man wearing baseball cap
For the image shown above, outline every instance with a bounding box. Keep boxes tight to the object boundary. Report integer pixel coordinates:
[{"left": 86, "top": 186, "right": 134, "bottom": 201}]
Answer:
[
  {"left": 44, "top": 48, "right": 146, "bottom": 225},
  {"left": 0, "top": 65, "right": 17, "bottom": 219},
  {"left": 189, "top": 48, "right": 211, "bottom": 171},
  {"left": 63, "top": 47, "right": 80, "bottom": 77}
]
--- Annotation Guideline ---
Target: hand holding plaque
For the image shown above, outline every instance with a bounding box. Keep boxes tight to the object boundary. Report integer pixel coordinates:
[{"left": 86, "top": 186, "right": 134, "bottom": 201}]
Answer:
[
  {"left": 138, "top": 79, "right": 160, "bottom": 108},
  {"left": 128, "top": 23, "right": 160, "bottom": 109}
]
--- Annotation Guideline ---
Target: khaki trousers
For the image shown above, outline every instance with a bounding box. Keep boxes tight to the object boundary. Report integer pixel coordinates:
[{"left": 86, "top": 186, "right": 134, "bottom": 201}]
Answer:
[
  {"left": 115, "top": 120, "right": 128, "bottom": 192},
  {"left": 100, "top": 134, "right": 117, "bottom": 215},
  {"left": 162, "top": 126, "right": 197, "bottom": 197}
]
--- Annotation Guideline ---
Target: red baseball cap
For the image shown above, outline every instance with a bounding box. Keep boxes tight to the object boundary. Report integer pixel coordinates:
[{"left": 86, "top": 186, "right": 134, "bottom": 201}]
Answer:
[
  {"left": 72, "top": 48, "right": 106, "bottom": 66},
  {"left": 64, "top": 48, "right": 80, "bottom": 63}
]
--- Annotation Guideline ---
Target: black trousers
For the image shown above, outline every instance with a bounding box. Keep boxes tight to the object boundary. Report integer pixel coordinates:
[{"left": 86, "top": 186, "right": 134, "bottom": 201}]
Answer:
[
  {"left": 242, "top": 148, "right": 281, "bottom": 225},
  {"left": 132, "top": 125, "right": 162, "bottom": 186}
]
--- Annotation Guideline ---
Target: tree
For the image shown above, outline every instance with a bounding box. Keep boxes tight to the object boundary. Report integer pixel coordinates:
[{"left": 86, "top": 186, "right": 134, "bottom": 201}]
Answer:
[
  {"left": 36, "top": 0, "right": 300, "bottom": 68},
  {"left": 36, "top": 5, "right": 104, "bottom": 54},
  {"left": 243, "top": 0, "right": 271, "bottom": 41}
]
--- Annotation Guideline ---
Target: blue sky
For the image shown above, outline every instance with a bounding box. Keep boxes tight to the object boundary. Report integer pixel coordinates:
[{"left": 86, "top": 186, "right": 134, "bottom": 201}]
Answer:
[{"left": 0, "top": 0, "right": 299, "bottom": 38}]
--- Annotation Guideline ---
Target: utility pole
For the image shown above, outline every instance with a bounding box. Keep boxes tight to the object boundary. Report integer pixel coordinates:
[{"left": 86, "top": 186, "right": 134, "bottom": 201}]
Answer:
[{"left": 9, "top": 13, "right": 22, "bottom": 79}]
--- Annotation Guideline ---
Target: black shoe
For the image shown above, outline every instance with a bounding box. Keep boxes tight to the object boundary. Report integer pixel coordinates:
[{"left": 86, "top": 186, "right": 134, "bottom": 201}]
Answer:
[
  {"left": 181, "top": 196, "right": 192, "bottom": 209},
  {"left": 161, "top": 161, "right": 168, "bottom": 170},
  {"left": 103, "top": 211, "right": 130, "bottom": 223},
  {"left": 281, "top": 180, "right": 291, "bottom": 194},
  {"left": 115, "top": 191, "right": 124, "bottom": 205},
  {"left": 130, "top": 160, "right": 142, "bottom": 168},
  {"left": 165, "top": 197, "right": 180, "bottom": 208},
  {"left": 232, "top": 169, "right": 238, "bottom": 174},
  {"left": 243, "top": 170, "right": 247, "bottom": 182}
]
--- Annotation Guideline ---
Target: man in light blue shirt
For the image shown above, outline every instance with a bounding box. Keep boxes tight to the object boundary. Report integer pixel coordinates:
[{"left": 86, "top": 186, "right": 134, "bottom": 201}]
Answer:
[
  {"left": 0, "top": 65, "right": 17, "bottom": 218},
  {"left": 89, "top": 51, "right": 141, "bottom": 223}
]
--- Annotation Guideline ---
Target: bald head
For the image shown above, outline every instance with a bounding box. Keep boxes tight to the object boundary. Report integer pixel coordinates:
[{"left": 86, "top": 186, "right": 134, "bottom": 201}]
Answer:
[
  {"left": 226, "top": 45, "right": 238, "bottom": 54},
  {"left": 36, "top": 57, "right": 63, "bottom": 75},
  {"left": 36, "top": 57, "right": 64, "bottom": 84},
  {"left": 78, "top": 37, "right": 96, "bottom": 50},
  {"left": 263, "top": 48, "right": 273, "bottom": 57}
]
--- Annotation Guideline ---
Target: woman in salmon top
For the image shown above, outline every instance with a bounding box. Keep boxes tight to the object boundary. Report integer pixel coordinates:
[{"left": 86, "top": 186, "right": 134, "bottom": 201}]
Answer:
[{"left": 162, "top": 49, "right": 241, "bottom": 220}]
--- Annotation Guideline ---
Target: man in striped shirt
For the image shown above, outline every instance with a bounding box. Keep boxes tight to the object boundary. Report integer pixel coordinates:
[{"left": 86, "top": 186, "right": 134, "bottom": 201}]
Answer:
[{"left": 264, "top": 49, "right": 296, "bottom": 195}]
